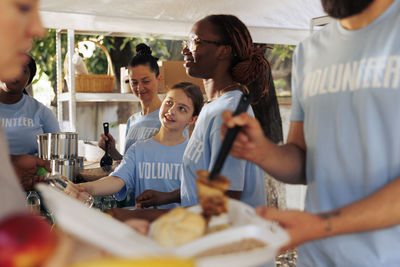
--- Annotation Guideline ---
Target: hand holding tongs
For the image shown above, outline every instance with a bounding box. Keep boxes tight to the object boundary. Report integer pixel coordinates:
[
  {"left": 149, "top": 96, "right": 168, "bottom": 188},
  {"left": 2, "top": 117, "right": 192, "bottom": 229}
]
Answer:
[{"left": 209, "top": 93, "right": 252, "bottom": 180}]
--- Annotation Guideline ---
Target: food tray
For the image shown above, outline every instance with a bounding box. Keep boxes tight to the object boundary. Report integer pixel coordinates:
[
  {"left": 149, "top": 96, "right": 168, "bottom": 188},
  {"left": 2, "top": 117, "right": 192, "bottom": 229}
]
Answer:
[
  {"left": 174, "top": 200, "right": 289, "bottom": 266},
  {"left": 37, "top": 184, "right": 289, "bottom": 267},
  {"left": 177, "top": 225, "right": 278, "bottom": 267}
]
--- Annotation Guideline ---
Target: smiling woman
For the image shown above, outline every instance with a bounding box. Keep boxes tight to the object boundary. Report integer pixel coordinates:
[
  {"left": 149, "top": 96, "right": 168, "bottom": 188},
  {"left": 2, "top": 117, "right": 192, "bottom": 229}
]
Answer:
[
  {"left": 179, "top": 14, "right": 275, "bottom": 208},
  {"left": 97, "top": 43, "right": 163, "bottom": 166},
  {"left": 96, "top": 43, "right": 165, "bottom": 206}
]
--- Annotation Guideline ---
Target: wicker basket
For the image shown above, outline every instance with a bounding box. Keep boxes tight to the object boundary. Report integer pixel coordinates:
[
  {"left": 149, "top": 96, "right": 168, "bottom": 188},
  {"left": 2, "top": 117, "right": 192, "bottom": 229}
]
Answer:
[{"left": 75, "top": 40, "right": 115, "bottom": 93}]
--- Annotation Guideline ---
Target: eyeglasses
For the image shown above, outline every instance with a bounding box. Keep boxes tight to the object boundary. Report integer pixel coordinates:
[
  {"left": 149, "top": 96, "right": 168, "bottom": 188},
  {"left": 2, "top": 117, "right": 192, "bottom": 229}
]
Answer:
[{"left": 182, "top": 37, "right": 224, "bottom": 52}]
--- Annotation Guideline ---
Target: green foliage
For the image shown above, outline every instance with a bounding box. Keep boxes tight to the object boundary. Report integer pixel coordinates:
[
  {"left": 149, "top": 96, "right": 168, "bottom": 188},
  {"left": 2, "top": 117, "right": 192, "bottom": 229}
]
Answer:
[
  {"left": 31, "top": 30, "right": 57, "bottom": 88},
  {"left": 30, "top": 30, "right": 171, "bottom": 91},
  {"left": 31, "top": 30, "right": 295, "bottom": 97},
  {"left": 270, "top": 44, "right": 296, "bottom": 61},
  {"left": 273, "top": 78, "right": 291, "bottom": 96}
]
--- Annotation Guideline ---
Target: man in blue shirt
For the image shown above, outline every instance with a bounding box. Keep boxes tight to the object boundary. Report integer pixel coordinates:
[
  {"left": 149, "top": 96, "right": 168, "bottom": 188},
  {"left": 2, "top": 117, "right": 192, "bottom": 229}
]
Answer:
[{"left": 222, "top": 0, "right": 400, "bottom": 266}]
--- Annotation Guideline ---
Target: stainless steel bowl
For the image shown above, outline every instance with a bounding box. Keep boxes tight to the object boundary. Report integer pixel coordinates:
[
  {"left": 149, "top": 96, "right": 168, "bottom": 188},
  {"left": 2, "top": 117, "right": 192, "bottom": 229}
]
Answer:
[
  {"left": 37, "top": 132, "right": 78, "bottom": 160},
  {"left": 51, "top": 159, "right": 76, "bottom": 182}
]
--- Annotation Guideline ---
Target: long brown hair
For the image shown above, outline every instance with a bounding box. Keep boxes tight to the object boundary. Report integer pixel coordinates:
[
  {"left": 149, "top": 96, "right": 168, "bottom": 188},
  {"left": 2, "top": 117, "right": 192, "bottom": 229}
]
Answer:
[
  {"left": 170, "top": 82, "right": 204, "bottom": 117},
  {"left": 202, "top": 14, "right": 283, "bottom": 143}
]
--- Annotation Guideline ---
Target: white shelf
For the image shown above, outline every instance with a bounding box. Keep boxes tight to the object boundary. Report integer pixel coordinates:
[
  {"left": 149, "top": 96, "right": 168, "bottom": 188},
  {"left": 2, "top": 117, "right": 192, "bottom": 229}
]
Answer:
[{"left": 58, "top": 92, "right": 140, "bottom": 102}]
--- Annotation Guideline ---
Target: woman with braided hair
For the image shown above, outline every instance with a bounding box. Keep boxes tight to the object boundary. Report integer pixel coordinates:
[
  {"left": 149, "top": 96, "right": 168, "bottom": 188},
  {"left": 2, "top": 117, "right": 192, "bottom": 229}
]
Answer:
[
  {"left": 178, "top": 14, "right": 282, "bottom": 207},
  {"left": 135, "top": 14, "right": 282, "bottom": 209},
  {"left": 191, "top": 14, "right": 283, "bottom": 144}
]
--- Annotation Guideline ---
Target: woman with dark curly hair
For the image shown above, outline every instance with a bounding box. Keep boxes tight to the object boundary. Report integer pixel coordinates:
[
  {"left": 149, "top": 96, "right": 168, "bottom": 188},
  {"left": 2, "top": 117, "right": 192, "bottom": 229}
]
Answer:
[{"left": 179, "top": 14, "right": 281, "bottom": 207}]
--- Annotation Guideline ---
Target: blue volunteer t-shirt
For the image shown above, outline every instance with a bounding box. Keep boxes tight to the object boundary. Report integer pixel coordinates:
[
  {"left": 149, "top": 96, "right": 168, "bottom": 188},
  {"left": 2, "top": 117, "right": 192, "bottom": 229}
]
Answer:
[
  {"left": 291, "top": 0, "right": 400, "bottom": 266},
  {"left": 0, "top": 94, "right": 60, "bottom": 155},
  {"left": 112, "top": 138, "right": 187, "bottom": 209},
  {"left": 124, "top": 109, "right": 161, "bottom": 154},
  {"left": 124, "top": 108, "right": 188, "bottom": 154},
  {"left": 180, "top": 90, "right": 266, "bottom": 207}
]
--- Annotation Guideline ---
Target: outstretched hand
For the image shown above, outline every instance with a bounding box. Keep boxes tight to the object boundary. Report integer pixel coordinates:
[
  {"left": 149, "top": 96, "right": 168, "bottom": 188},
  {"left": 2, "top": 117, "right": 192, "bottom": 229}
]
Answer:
[
  {"left": 255, "top": 206, "right": 324, "bottom": 253},
  {"left": 221, "top": 110, "right": 268, "bottom": 165},
  {"left": 64, "top": 180, "right": 87, "bottom": 200},
  {"left": 11, "top": 154, "right": 51, "bottom": 191},
  {"left": 136, "top": 190, "right": 172, "bottom": 208}
]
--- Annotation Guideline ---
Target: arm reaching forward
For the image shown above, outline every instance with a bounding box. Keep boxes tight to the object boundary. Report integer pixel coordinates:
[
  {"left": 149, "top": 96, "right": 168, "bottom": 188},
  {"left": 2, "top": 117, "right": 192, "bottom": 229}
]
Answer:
[
  {"left": 256, "top": 176, "right": 400, "bottom": 252},
  {"left": 79, "top": 176, "right": 125, "bottom": 196},
  {"left": 221, "top": 111, "right": 306, "bottom": 184}
]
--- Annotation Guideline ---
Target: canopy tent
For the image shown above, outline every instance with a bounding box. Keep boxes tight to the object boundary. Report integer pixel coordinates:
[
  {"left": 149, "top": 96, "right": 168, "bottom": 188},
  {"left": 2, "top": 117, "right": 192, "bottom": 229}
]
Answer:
[
  {"left": 39, "top": 0, "right": 328, "bottom": 133},
  {"left": 39, "top": 0, "right": 326, "bottom": 45}
]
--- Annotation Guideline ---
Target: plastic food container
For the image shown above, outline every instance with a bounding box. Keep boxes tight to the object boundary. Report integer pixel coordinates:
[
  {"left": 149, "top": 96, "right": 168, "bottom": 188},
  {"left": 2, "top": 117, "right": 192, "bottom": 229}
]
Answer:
[
  {"left": 37, "top": 184, "right": 289, "bottom": 267},
  {"left": 173, "top": 200, "right": 289, "bottom": 266}
]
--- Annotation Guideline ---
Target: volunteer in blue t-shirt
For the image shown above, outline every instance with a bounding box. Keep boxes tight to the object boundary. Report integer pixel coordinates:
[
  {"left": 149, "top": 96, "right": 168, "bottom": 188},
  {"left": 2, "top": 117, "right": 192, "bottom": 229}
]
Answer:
[
  {"left": 98, "top": 43, "right": 162, "bottom": 160},
  {"left": 0, "top": 55, "right": 60, "bottom": 155},
  {"left": 134, "top": 15, "right": 280, "bottom": 209},
  {"left": 222, "top": 0, "right": 400, "bottom": 266},
  {"left": 71, "top": 83, "right": 204, "bottom": 209},
  {"left": 179, "top": 15, "right": 270, "bottom": 208}
]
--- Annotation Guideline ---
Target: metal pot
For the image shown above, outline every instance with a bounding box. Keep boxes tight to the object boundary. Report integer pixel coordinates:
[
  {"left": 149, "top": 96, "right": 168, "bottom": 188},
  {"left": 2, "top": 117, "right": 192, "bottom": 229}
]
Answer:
[
  {"left": 37, "top": 133, "right": 53, "bottom": 160},
  {"left": 51, "top": 159, "right": 76, "bottom": 182},
  {"left": 53, "top": 132, "right": 78, "bottom": 159},
  {"left": 75, "top": 156, "right": 84, "bottom": 170},
  {"left": 37, "top": 132, "right": 78, "bottom": 160}
]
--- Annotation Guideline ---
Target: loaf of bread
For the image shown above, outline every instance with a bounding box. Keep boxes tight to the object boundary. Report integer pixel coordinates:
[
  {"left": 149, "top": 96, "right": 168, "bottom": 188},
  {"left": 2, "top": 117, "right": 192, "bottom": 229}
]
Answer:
[{"left": 150, "top": 208, "right": 206, "bottom": 248}]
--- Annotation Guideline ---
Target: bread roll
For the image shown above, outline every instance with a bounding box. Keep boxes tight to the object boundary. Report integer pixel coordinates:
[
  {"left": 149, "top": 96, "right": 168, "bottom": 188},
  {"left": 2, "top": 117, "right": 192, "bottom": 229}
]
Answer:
[{"left": 150, "top": 208, "right": 206, "bottom": 248}]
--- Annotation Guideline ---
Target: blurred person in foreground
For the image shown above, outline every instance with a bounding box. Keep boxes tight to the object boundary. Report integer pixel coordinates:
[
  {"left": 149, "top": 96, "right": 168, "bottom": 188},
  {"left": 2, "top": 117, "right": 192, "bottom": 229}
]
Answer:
[
  {"left": 222, "top": 0, "right": 400, "bottom": 266},
  {"left": 0, "top": 0, "right": 48, "bottom": 219}
]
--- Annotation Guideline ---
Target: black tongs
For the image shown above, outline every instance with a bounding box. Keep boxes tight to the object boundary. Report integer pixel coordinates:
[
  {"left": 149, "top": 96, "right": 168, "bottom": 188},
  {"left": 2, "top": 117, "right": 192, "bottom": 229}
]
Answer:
[
  {"left": 100, "top": 122, "right": 113, "bottom": 172},
  {"left": 209, "top": 93, "right": 252, "bottom": 180}
]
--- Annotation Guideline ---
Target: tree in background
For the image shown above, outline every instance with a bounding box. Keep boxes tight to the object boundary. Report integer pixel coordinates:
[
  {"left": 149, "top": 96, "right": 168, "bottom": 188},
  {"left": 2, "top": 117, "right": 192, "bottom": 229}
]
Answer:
[{"left": 267, "top": 44, "right": 295, "bottom": 97}]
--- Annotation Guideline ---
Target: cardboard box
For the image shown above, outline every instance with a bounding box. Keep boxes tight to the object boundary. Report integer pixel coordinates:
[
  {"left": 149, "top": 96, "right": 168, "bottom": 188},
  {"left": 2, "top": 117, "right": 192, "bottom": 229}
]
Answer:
[{"left": 158, "top": 61, "right": 205, "bottom": 94}]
